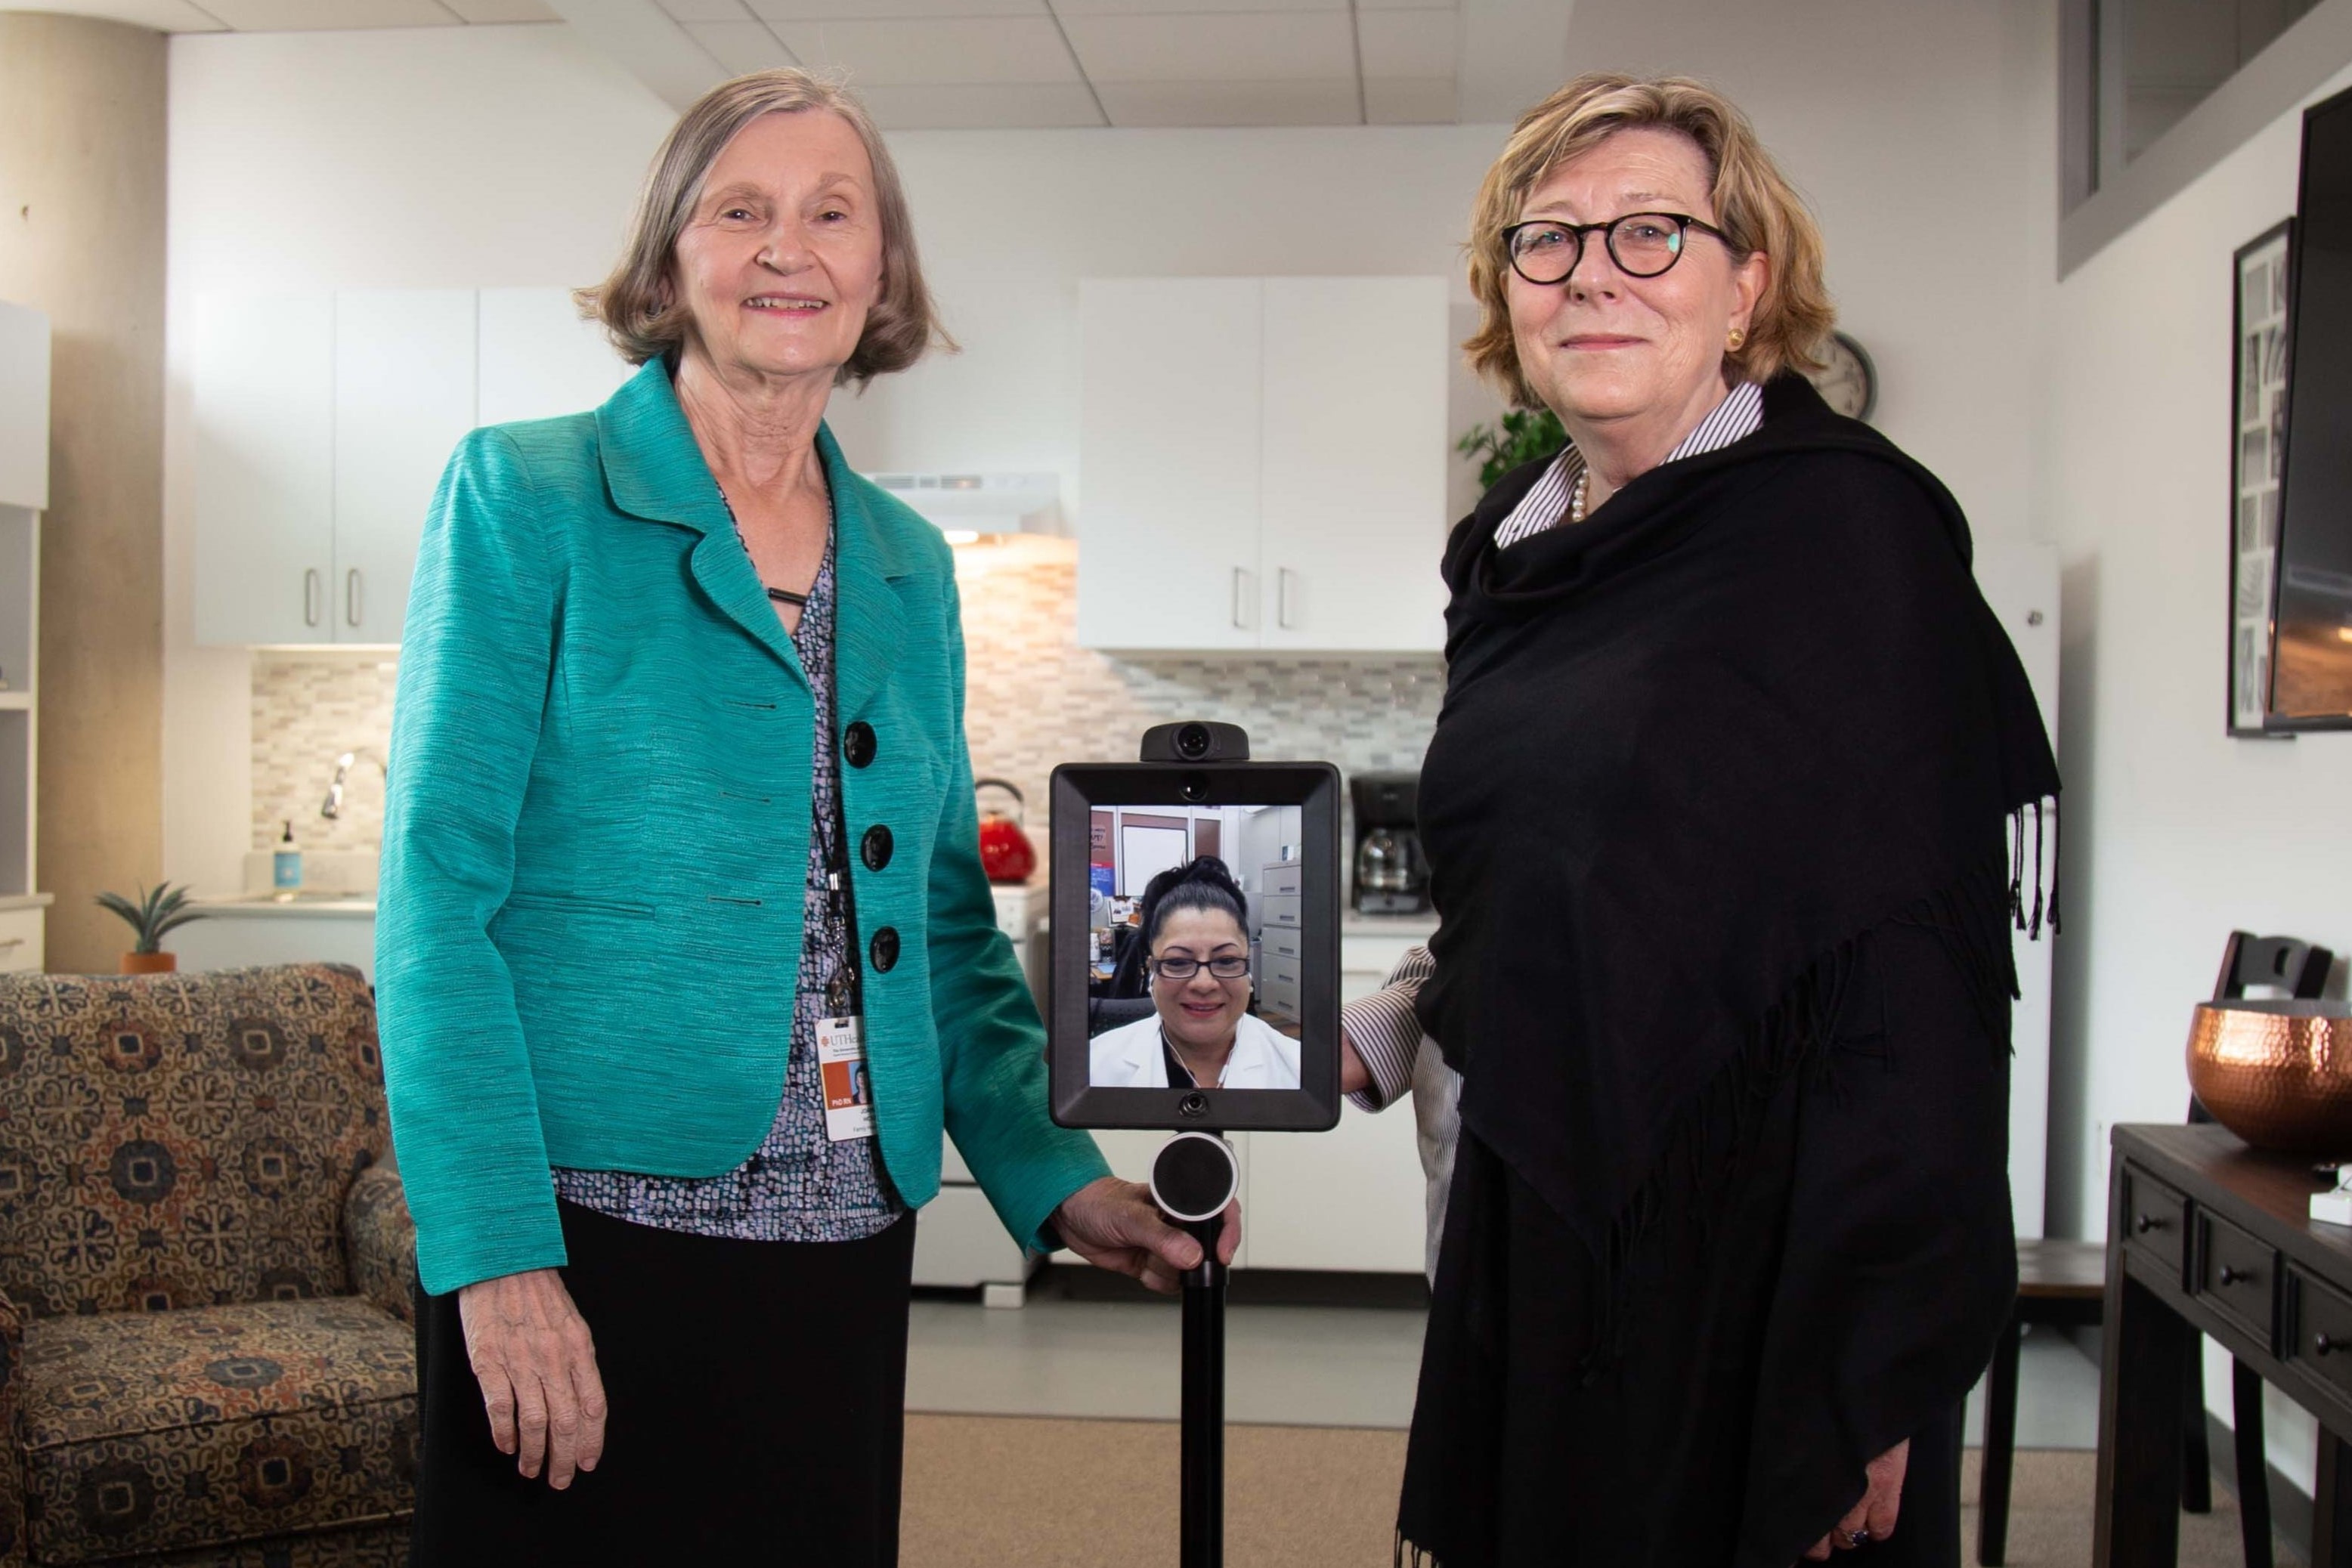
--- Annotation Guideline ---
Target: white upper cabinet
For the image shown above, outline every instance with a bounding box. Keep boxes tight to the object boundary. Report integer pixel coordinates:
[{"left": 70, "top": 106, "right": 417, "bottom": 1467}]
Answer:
[
  {"left": 1077, "top": 275, "right": 1450, "bottom": 654},
  {"left": 1075, "top": 277, "right": 1265, "bottom": 652},
  {"left": 478, "top": 288, "right": 631, "bottom": 427},
  {"left": 194, "top": 288, "right": 630, "bottom": 647},
  {"left": 194, "top": 293, "right": 336, "bottom": 646},
  {"left": 0, "top": 301, "right": 51, "bottom": 512},
  {"left": 333, "top": 290, "right": 478, "bottom": 644},
  {"left": 1258, "top": 278, "right": 1448, "bottom": 652}
]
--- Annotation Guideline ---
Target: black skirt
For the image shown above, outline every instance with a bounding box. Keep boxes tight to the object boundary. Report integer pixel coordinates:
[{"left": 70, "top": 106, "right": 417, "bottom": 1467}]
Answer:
[{"left": 410, "top": 1199, "right": 917, "bottom": 1566}]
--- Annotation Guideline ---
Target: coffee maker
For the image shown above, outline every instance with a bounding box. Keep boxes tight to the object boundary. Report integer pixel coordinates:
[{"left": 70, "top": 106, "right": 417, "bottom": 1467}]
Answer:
[{"left": 1351, "top": 772, "right": 1429, "bottom": 915}]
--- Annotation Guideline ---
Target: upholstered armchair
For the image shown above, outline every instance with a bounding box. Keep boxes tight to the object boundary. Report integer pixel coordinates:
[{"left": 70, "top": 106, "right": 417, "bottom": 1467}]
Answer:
[{"left": 0, "top": 964, "right": 418, "bottom": 1567}]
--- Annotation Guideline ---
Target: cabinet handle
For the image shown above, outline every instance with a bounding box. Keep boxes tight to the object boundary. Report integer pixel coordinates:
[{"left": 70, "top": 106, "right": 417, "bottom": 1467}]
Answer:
[
  {"left": 345, "top": 570, "right": 363, "bottom": 628},
  {"left": 2220, "top": 1264, "right": 2251, "bottom": 1286},
  {"left": 2136, "top": 1213, "right": 2166, "bottom": 1233},
  {"left": 2319, "top": 1333, "right": 2338, "bottom": 1357},
  {"left": 1278, "top": 568, "right": 1298, "bottom": 630},
  {"left": 304, "top": 569, "right": 323, "bottom": 628},
  {"left": 0, "top": 938, "right": 23, "bottom": 951},
  {"left": 1231, "top": 568, "right": 1253, "bottom": 630}
]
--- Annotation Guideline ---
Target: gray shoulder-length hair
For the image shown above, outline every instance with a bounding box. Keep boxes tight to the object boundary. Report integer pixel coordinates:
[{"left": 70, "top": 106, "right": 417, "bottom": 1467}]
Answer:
[{"left": 577, "top": 69, "right": 953, "bottom": 385}]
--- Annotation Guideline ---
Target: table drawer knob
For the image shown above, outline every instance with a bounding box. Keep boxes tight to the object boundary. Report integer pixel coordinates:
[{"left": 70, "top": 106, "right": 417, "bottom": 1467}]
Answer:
[
  {"left": 2220, "top": 1265, "right": 2251, "bottom": 1286},
  {"left": 2319, "top": 1334, "right": 2338, "bottom": 1357},
  {"left": 2137, "top": 1214, "right": 2167, "bottom": 1234}
]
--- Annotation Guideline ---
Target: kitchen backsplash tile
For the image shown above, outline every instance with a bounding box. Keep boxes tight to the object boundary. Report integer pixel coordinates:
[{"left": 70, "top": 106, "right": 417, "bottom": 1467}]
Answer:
[
  {"left": 252, "top": 655, "right": 397, "bottom": 853},
  {"left": 249, "top": 537, "right": 1442, "bottom": 853}
]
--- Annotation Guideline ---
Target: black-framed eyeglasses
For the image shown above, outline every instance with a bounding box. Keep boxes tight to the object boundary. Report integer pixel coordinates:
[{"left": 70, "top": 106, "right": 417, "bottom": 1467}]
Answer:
[
  {"left": 1500, "top": 212, "right": 1732, "bottom": 285},
  {"left": 1150, "top": 955, "right": 1250, "bottom": 981}
]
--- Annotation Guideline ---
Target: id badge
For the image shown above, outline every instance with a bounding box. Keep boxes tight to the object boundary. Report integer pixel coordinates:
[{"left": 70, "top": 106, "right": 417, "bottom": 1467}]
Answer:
[{"left": 817, "top": 1015, "right": 875, "bottom": 1141}]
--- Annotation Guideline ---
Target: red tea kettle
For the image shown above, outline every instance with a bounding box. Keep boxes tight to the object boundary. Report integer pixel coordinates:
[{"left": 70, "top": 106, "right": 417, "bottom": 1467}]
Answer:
[{"left": 974, "top": 778, "right": 1037, "bottom": 884}]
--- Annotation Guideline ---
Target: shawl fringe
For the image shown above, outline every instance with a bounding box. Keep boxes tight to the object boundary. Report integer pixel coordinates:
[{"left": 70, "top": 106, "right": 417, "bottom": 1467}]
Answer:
[
  {"left": 1573, "top": 850, "right": 2033, "bottom": 1392},
  {"left": 2008, "top": 798, "right": 2061, "bottom": 939}
]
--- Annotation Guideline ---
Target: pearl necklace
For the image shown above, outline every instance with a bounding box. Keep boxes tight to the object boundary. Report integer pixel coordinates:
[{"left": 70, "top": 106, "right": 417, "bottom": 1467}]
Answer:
[{"left": 1570, "top": 467, "right": 1591, "bottom": 524}]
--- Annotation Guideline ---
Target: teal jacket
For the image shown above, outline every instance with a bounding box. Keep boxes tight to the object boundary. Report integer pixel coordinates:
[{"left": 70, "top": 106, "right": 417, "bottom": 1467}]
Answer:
[{"left": 376, "top": 360, "right": 1108, "bottom": 1296}]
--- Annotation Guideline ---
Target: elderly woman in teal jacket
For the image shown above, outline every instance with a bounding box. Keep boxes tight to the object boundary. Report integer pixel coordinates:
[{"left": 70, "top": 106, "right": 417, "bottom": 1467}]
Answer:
[{"left": 376, "top": 70, "right": 1231, "bottom": 1565}]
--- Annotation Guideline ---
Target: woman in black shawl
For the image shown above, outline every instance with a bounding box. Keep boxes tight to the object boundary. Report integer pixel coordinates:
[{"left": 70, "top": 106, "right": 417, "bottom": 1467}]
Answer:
[{"left": 1384, "top": 75, "right": 2060, "bottom": 1566}]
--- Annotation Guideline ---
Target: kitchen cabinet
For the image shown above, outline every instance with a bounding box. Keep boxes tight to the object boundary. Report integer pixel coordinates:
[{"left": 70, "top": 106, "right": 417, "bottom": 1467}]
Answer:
[
  {"left": 1075, "top": 278, "right": 1264, "bottom": 651},
  {"left": 193, "top": 292, "right": 336, "bottom": 645},
  {"left": 0, "top": 300, "right": 51, "bottom": 963},
  {"left": 177, "top": 899, "right": 378, "bottom": 980},
  {"left": 478, "top": 288, "right": 633, "bottom": 427},
  {"left": 0, "top": 904, "right": 45, "bottom": 973},
  {"left": 1075, "top": 276, "right": 1449, "bottom": 654},
  {"left": 333, "top": 290, "right": 478, "bottom": 643},
  {"left": 1258, "top": 277, "right": 1449, "bottom": 651},
  {"left": 193, "top": 288, "right": 628, "bottom": 647},
  {"left": 0, "top": 299, "right": 50, "bottom": 510},
  {"left": 1244, "top": 1103, "right": 1425, "bottom": 1273}
]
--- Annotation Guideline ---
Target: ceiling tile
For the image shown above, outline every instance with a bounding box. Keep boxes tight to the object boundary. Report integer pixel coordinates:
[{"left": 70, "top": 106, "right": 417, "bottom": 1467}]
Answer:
[
  {"left": 1095, "top": 79, "right": 1359, "bottom": 127},
  {"left": 770, "top": 17, "right": 1075, "bottom": 82},
  {"left": 1064, "top": 11, "right": 1352, "bottom": 82},
  {"left": 2, "top": 0, "right": 229, "bottom": 29},
  {"left": 654, "top": 0, "right": 750, "bottom": 20},
  {"left": 196, "top": 0, "right": 462, "bottom": 26},
  {"left": 856, "top": 81, "right": 1103, "bottom": 128},
  {"left": 441, "top": 0, "right": 558, "bottom": 19},
  {"left": 1363, "top": 76, "right": 1453, "bottom": 124},
  {"left": 748, "top": 0, "right": 1042, "bottom": 18},
  {"left": 683, "top": 17, "right": 796, "bottom": 68},
  {"left": 1355, "top": 8, "right": 1451, "bottom": 79},
  {"left": 1053, "top": 0, "right": 1338, "bottom": 13}
]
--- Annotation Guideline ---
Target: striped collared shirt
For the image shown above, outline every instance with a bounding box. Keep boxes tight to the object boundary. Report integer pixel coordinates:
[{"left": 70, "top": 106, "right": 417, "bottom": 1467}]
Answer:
[
  {"left": 1340, "top": 382, "right": 1766, "bottom": 1112},
  {"left": 1492, "top": 380, "right": 1764, "bottom": 550}
]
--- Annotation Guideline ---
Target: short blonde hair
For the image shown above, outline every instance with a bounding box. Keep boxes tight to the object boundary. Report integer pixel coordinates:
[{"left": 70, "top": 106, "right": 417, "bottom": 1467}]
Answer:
[
  {"left": 1465, "top": 73, "right": 1834, "bottom": 408},
  {"left": 578, "top": 69, "right": 952, "bottom": 385}
]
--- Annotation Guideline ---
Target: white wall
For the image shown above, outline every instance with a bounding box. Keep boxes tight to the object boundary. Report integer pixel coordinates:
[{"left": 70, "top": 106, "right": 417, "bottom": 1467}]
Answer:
[
  {"left": 2038, "top": 51, "right": 2352, "bottom": 1488},
  {"left": 163, "top": 10, "right": 2060, "bottom": 898},
  {"left": 2043, "top": 57, "right": 2352, "bottom": 1235}
]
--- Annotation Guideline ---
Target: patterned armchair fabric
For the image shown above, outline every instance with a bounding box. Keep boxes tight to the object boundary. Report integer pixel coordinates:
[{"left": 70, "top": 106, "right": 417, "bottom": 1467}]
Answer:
[
  {"left": 0, "top": 965, "right": 415, "bottom": 1567},
  {"left": 339, "top": 1170, "right": 414, "bottom": 1330}
]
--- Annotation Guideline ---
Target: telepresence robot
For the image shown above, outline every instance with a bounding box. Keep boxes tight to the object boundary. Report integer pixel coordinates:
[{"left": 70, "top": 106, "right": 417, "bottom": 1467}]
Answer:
[{"left": 1048, "top": 724, "right": 1342, "bottom": 1568}]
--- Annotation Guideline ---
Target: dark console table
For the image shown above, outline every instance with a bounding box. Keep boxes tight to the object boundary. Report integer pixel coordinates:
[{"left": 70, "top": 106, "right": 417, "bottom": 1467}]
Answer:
[{"left": 2097, "top": 1123, "right": 2352, "bottom": 1564}]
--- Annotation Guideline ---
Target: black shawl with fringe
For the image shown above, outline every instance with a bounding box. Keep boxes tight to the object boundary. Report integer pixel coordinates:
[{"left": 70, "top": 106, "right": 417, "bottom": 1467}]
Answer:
[
  {"left": 1416, "top": 372, "right": 2056, "bottom": 1269},
  {"left": 1403, "top": 373, "right": 2057, "bottom": 1557}
]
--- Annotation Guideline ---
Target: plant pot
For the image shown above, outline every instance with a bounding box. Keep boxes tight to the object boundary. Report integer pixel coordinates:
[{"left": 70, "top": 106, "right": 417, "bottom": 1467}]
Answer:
[{"left": 119, "top": 951, "right": 176, "bottom": 975}]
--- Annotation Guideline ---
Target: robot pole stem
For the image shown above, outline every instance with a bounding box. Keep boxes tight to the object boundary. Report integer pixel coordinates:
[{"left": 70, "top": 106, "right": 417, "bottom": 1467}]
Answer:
[{"left": 1180, "top": 1213, "right": 1227, "bottom": 1568}]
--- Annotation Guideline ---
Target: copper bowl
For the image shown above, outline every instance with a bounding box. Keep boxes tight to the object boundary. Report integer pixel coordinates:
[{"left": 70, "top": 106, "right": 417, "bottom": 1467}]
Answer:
[{"left": 2188, "top": 1000, "right": 2352, "bottom": 1159}]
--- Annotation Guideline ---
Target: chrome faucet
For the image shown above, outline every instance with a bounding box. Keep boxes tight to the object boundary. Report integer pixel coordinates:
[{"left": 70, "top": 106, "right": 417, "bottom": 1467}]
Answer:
[{"left": 321, "top": 747, "right": 385, "bottom": 821}]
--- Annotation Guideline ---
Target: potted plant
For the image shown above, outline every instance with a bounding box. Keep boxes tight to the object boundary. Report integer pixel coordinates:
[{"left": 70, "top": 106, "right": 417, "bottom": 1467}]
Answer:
[
  {"left": 96, "top": 883, "right": 206, "bottom": 974},
  {"left": 1457, "top": 407, "right": 1570, "bottom": 490}
]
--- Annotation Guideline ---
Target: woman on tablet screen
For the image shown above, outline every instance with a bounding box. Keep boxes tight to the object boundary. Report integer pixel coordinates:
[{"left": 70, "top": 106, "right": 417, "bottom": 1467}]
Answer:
[{"left": 1090, "top": 859, "right": 1301, "bottom": 1090}]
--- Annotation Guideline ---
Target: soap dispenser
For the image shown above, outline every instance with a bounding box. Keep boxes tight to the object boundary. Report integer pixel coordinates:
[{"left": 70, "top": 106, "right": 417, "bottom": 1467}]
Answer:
[{"left": 273, "top": 821, "right": 303, "bottom": 899}]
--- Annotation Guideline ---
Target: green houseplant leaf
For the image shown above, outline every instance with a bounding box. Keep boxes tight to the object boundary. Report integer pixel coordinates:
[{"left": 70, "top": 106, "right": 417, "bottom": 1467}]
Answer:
[
  {"left": 1456, "top": 407, "right": 1570, "bottom": 491},
  {"left": 94, "top": 882, "right": 208, "bottom": 955}
]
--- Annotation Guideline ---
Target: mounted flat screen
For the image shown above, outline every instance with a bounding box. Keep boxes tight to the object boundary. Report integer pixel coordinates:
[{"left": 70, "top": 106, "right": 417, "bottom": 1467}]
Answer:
[
  {"left": 2274, "top": 81, "right": 2352, "bottom": 727},
  {"left": 1049, "top": 759, "right": 1340, "bottom": 1133}
]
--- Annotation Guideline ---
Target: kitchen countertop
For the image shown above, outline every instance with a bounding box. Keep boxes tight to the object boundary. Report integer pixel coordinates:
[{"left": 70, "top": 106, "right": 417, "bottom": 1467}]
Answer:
[
  {"left": 1340, "top": 914, "right": 1438, "bottom": 940},
  {"left": 193, "top": 893, "right": 378, "bottom": 918}
]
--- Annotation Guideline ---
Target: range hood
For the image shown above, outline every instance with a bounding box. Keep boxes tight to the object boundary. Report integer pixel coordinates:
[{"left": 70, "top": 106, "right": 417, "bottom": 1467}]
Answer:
[{"left": 863, "top": 472, "right": 1060, "bottom": 540}]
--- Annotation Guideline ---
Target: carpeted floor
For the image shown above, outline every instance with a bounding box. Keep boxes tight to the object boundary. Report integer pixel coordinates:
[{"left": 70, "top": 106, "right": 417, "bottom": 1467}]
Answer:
[{"left": 900, "top": 1415, "right": 2299, "bottom": 1566}]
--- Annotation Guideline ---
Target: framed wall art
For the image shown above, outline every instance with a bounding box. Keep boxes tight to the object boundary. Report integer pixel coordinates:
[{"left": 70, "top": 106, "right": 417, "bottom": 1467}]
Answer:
[{"left": 2229, "top": 217, "right": 2295, "bottom": 737}]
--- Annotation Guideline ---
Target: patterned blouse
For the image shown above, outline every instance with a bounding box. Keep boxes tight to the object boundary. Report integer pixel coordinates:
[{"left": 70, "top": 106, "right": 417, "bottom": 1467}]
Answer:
[{"left": 551, "top": 515, "right": 904, "bottom": 1242}]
